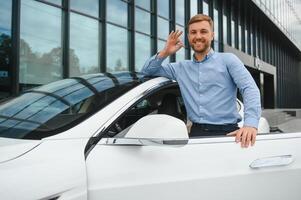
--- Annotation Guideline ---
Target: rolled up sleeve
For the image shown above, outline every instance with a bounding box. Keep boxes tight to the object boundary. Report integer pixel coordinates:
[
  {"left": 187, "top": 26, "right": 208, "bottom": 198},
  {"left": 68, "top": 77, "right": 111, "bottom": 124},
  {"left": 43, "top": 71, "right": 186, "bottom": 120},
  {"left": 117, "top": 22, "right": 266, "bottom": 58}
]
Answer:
[{"left": 227, "top": 54, "right": 261, "bottom": 128}]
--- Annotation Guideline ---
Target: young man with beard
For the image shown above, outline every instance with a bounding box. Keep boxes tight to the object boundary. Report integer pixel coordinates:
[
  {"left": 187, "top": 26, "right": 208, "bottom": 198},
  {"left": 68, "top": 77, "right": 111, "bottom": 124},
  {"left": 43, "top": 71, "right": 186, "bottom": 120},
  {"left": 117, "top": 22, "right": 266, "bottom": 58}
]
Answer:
[{"left": 141, "top": 14, "right": 261, "bottom": 148}]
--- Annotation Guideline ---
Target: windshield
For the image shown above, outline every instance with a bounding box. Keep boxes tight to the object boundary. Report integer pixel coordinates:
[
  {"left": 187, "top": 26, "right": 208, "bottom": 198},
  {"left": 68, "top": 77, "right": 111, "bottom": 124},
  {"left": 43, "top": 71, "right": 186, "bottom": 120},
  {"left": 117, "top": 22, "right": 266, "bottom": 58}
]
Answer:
[{"left": 0, "top": 72, "right": 149, "bottom": 139}]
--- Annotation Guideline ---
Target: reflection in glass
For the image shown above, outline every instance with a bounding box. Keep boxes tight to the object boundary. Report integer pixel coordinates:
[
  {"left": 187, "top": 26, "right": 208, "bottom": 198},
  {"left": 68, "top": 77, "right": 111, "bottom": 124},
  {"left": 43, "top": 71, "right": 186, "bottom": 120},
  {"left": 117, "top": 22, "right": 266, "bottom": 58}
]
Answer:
[
  {"left": 158, "top": 17, "right": 169, "bottom": 40},
  {"left": 158, "top": 40, "right": 170, "bottom": 65},
  {"left": 135, "top": 0, "right": 150, "bottom": 10},
  {"left": 214, "top": 8, "right": 219, "bottom": 48},
  {"left": 0, "top": 0, "right": 12, "bottom": 93},
  {"left": 157, "top": 0, "right": 169, "bottom": 18},
  {"left": 107, "top": 0, "right": 127, "bottom": 27},
  {"left": 245, "top": 29, "right": 248, "bottom": 53},
  {"left": 203, "top": 1, "right": 209, "bottom": 15},
  {"left": 107, "top": 24, "right": 128, "bottom": 72},
  {"left": 190, "top": 0, "right": 198, "bottom": 17},
  {"left": 20, "top": 0, "right": 62, "bottom": 85},
  {"left": 0, "top": 1, "right": 12, "bottom": 35},
  {"left": 223, "top": 15, "right": 227, "bottom": 44},
  {"left": 135, "top": 33, "right": 150, "bottom": 71},
  {"left": 135, "top": 8, "right": 150, "bottom": 34},
  {"left": 250, "top": 32, "right": 253, "bottom": 55},
  {"left": 70, "top": 13, "right": 99, "bottom": 76},
  {"left": 175, "top": 0, "right": 185, "bottom": 26},
  {"left": 231, "top": 20, "right": 235, "bottom": 47},
  {"left": 238, "top": 24, "right": 242, "bottom": 50},
  {"left": 44, "top": 0, "right": 61, "bottom": 6},
  {"left": 214, "top": 41, "right": 219, "bottom": 52},
  {"left": 0, "top": 73, "right": 145, "bottom": 139},
  {"left": 70, "top": 0, "right": 98, "bottom": 17},
  {"left": 176, "top": 47, "right": 185, "bottom": 62}
]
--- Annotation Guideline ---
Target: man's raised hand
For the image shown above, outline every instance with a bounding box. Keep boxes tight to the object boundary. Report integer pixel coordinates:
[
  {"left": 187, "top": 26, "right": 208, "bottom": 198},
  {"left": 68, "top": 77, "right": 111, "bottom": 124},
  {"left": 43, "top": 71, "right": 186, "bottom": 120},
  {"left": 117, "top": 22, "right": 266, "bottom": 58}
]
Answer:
[{"left": 158, "top": 30, "right": 184, "bottom": 58}]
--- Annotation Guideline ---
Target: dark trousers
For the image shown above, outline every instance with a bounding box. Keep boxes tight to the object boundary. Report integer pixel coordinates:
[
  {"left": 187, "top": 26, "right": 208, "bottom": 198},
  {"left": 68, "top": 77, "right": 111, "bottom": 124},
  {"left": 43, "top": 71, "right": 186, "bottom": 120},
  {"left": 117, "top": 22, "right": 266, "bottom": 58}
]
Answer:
[{"left": 190, "top": 123, "right": 239, "bottom": 137}]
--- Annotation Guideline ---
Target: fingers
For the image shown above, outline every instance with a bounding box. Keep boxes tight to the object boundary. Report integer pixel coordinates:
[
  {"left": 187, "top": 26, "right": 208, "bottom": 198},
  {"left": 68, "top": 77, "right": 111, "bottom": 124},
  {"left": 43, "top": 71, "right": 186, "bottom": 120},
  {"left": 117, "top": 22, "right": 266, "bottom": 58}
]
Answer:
[
  {"left": 169, "top": 30, "right": 183, "bottom": 40},
  {"left": 226, "top": 131, "right": 237, "bottom": 136},
  {"left": 241, "top": 129, "right": 248, "bottom": 148},
  {"left": 235, "top": 129, "right": 243, "bottom": 143},
  {"left": 175, "top": 30, "right": 183, "bottom": 38},
  {"left": 228, "top": 127, "right": 257, "bottom": 148},
  {"left": 245, "top": 130, "right": 252, "bottom": 148},
  {"left": 251, "top": 131, "right": 256, "bottom": 146},
  {"left": 176, "top": 41, "right": 185, "bottom": 48}
]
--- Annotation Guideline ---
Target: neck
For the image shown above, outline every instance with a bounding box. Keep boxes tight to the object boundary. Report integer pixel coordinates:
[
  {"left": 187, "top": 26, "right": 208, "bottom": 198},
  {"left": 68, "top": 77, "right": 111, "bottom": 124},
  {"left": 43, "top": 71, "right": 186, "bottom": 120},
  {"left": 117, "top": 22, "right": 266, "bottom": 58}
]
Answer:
[{"left": 194, "top": 47, "right": 211, "bottom": 61}]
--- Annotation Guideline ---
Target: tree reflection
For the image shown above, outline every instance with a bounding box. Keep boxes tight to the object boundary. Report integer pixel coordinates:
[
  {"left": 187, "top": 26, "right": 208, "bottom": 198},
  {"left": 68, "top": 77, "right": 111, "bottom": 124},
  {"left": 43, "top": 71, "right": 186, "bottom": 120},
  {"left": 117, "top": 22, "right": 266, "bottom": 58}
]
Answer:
[
  {"left": 20, "top": 38, "right": 84, "bottom": 84},
  {"left": 0, "top": 33, "right": 11, "bottom": 67},
  {"left": 114, "top": 58, "right": 126, "bottom": 71}
]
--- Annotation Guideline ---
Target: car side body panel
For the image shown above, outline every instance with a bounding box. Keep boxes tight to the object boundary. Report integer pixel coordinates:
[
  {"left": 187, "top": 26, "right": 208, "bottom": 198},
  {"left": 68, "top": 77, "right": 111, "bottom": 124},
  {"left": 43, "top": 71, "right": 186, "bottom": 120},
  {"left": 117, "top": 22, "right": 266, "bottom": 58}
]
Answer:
[
  {"left": 0, "top": 139, "right": 89, "bottom": 200},
  {"left": 86, "top": 133, "right": 301, "bottom": 200}
]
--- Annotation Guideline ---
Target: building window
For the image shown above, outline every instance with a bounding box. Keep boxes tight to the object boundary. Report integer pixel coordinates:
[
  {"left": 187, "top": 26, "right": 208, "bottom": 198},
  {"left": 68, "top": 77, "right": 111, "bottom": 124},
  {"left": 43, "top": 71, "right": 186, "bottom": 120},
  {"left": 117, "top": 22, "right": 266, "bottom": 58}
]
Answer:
[
  {"left": 44, "top": 0, "right": 61, "bottom": 6},
  {"left": 106, "top": 24, "right": 128, "bottom": 72},
  {"left": 223, "top": 14, "right": 227, "bottom": 45},
  {"left": 203, "top": 0, "right": 209, "bottom": 15},
  {"left": 135, "top": 1, "right": 151, "bottom": 71},
  {"left": 157, "top": 17, "right": 169, "bottom": 40},
  {"left": 69, "top": 13, "right": 99, "bottom": 76},
  {"left": 19, "top": 0, "right": 62, "bottom": 86},
  {"left": 135, "top": 33, "right": 150, "bottom": 71},
  {"left": 231, "top": 19, "right": 235, "bottom": 47},
  {"left": 0, "top": 0, "right": 12, "bottom": 96},
  {"left": 158, "top": 39, "right": 170, "bottom": 64},
  {"left": 135, "top": 0, "right": 150, "bottom": 10},
  {"left": 70, "top": 0, "right": 99, "bottom": 18},
  {"left": 135, "top": 7, "right": 150, "bottom": 34},
  {"left": 213, "top": 1, "right": 219, "bottom": 51},
  {"left": 107, "top": 0, "right": 128, "bottom": 27},
  {"left": 175, "top": 0, "right": 185, "bottom": 61},
  {"left": 176, "top": 0, "right": 185, "bottom": 26},
  {"left": 157, "top": 0, "right": 169, "bottom": 19},
  {"left": 245, "top": 28, "right": 248, "bottom": 54},
  {"left": 190, "top": 0, "right": 198, "bottom": 17},
  {"left": 176, "top": 21, "right": 185, "bottom": 61},
  {"left": 238, "top": 23, "right": 242, "bottom": 50}
]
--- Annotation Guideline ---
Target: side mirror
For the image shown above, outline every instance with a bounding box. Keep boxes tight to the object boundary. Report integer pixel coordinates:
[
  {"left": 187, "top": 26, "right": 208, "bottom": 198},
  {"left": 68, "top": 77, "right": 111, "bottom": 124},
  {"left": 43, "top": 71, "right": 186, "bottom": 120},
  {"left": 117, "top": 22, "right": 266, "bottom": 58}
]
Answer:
[
  {"left": 258, "top": 117, "right": 270, "bottom": 134},
  {"left": 125, "top": 114, "right": 189, "bottom": 145}
]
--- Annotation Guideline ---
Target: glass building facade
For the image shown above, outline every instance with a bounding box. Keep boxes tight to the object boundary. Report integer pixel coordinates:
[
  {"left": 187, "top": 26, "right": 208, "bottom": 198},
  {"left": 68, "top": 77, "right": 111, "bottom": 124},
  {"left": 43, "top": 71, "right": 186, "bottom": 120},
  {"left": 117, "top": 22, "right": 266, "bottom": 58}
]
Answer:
[{"left": 0, "top": 0, "right": 300, "bottom": 108}]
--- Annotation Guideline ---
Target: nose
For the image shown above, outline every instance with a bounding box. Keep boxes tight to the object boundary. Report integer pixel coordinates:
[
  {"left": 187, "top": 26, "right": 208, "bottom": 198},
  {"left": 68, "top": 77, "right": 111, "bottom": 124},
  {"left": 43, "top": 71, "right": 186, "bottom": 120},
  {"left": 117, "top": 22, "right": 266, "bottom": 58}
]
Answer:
[{"left": 195, "top": 31, "right": 202, "bottom": 39}]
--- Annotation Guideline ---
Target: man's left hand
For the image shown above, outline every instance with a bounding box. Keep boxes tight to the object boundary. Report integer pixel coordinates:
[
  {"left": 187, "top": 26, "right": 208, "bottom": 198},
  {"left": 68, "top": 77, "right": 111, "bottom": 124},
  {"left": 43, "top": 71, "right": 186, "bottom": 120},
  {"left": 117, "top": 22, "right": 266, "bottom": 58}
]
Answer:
[{"left": 227, "top": 126, "right": 257, "bottom": 148}]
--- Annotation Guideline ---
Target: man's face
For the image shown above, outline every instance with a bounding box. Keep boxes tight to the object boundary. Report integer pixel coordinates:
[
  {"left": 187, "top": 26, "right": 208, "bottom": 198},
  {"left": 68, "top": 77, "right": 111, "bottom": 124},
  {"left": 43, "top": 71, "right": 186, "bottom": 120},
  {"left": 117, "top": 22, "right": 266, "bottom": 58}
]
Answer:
[{"left": 188, "top": 21, "right": 214, "bottom": 53}]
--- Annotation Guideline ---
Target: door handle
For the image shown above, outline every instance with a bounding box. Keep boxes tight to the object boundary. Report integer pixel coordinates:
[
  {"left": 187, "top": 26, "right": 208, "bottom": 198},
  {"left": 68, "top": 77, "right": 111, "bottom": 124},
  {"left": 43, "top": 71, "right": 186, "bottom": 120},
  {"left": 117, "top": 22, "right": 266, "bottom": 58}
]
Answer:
[{"left": 249, "top": 155, "right": 294, "bottom": 169}]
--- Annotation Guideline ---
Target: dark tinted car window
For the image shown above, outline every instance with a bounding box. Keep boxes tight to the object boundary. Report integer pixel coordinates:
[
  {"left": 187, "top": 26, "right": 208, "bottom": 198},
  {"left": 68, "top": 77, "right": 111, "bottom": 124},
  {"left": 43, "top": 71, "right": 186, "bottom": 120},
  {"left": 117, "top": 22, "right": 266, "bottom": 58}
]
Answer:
[{"left": 0, "top": 72, "right": 149, "bottom": 139}]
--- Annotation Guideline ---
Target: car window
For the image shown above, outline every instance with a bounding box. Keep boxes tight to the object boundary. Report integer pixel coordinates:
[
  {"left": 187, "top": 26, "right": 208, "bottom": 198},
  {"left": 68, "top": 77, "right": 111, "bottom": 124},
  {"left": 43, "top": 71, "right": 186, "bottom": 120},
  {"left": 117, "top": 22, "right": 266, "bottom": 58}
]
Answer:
[
  {"left": 105, "top": 84, "right": 187, "bottom": 137},
  {"left": 0, "top": 72, "right": 150, "bottom": 140}
]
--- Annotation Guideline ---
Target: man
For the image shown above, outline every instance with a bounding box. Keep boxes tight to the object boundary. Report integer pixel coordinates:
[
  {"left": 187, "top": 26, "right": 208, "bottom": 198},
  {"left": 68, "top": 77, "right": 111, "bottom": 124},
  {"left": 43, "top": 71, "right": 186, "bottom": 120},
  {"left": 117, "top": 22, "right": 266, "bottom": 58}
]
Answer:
[{"left": 141, "top": 14, "right": 261, "bottom": 148}]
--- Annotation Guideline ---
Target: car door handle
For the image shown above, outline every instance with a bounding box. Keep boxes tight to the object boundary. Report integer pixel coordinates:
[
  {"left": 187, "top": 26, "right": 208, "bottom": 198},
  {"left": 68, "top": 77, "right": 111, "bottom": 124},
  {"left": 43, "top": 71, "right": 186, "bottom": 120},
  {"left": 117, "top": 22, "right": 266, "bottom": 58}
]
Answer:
[{"left": 249, "top": 155, "right": 294, "bottom": 169}]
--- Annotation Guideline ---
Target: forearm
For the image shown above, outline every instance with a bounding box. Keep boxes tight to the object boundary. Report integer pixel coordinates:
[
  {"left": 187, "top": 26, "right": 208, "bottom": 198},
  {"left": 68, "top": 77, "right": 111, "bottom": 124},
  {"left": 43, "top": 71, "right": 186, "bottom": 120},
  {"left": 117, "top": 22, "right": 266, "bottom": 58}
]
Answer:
[{"left": 241, "top": 82, "right": 261, "bottom": 128}]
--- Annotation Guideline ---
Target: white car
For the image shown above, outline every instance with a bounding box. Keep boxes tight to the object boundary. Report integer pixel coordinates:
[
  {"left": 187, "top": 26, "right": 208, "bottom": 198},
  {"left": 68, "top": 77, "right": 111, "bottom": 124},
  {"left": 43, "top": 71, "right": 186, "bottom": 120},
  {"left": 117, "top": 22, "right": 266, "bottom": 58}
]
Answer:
[{"left": 0, "top": 72, "right": 300, "bottom": 200}]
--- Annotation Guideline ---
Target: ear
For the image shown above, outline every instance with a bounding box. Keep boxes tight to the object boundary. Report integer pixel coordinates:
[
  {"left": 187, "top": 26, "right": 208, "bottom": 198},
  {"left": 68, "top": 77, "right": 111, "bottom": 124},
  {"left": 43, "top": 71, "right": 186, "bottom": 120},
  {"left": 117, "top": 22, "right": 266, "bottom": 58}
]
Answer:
[{"left": 211, "top": 32, "right": 214, "bottom": 41}]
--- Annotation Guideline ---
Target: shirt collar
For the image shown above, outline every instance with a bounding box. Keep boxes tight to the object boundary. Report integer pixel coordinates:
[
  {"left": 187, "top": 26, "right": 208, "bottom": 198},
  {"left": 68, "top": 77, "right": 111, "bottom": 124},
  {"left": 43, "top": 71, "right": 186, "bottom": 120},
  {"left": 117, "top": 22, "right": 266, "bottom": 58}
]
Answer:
[{"left": 193, "top": 48, "right": 215, "bottom": 63}]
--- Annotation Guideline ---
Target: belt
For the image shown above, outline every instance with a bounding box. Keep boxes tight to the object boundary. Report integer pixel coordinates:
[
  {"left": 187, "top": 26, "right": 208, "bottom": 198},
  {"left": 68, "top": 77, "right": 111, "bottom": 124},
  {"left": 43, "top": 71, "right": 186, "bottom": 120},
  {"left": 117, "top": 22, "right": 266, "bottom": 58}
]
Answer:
[{"left": 192, "top": 123, "right": 238, "bottom": 131}]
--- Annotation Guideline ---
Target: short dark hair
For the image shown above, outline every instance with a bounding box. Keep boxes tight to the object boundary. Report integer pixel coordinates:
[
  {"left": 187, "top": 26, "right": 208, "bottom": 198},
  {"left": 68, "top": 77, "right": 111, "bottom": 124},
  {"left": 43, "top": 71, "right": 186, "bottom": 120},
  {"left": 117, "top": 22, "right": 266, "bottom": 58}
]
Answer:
[{"left": 187, "top": 14, "right": 214, "bottom": 31}]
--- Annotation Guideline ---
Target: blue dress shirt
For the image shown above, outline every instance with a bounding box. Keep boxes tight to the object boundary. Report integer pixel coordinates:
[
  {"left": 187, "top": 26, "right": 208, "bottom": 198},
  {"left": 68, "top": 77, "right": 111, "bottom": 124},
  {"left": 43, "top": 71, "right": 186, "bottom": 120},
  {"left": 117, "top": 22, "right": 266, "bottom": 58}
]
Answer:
[{"left": 141, "top": 49, "right": 261, "bottom": 128}]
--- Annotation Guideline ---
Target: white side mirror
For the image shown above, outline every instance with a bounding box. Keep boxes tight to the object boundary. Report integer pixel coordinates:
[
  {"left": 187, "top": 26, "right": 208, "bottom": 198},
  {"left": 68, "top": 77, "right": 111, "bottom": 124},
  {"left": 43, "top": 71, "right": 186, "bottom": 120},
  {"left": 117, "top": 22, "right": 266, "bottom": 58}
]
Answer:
[
  {"left": 258, "top": 117, "right": 270, "bottom": 134},
  {"left": 125, "top": 114, "right": 188, "bottom": 145}
]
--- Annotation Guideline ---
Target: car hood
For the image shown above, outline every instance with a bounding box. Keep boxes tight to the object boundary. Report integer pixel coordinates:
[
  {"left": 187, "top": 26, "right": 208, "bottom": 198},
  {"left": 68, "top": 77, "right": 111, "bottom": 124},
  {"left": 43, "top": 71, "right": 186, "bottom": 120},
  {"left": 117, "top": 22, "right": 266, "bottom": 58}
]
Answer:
[{"left": 0, "top": 137, "right": 41, "bottom": 163}]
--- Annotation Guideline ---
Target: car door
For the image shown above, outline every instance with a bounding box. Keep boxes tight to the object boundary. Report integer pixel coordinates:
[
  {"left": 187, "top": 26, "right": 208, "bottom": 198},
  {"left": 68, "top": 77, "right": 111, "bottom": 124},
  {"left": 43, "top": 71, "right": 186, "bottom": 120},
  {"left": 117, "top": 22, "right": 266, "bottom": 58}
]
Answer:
[
  {"left": 85, "top": 81, "right": 301, "bottom": 200},
  {"left": 86, "top": 132, "right": 301, "bottom": 200}
]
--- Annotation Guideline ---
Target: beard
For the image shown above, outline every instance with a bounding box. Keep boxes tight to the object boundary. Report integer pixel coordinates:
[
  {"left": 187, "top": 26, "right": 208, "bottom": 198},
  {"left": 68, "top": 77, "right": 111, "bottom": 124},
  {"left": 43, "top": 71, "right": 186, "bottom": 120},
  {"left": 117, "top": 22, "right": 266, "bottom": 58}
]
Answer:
[{"left": 190, "top": 39, "right": 211, "bottom": 54}]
